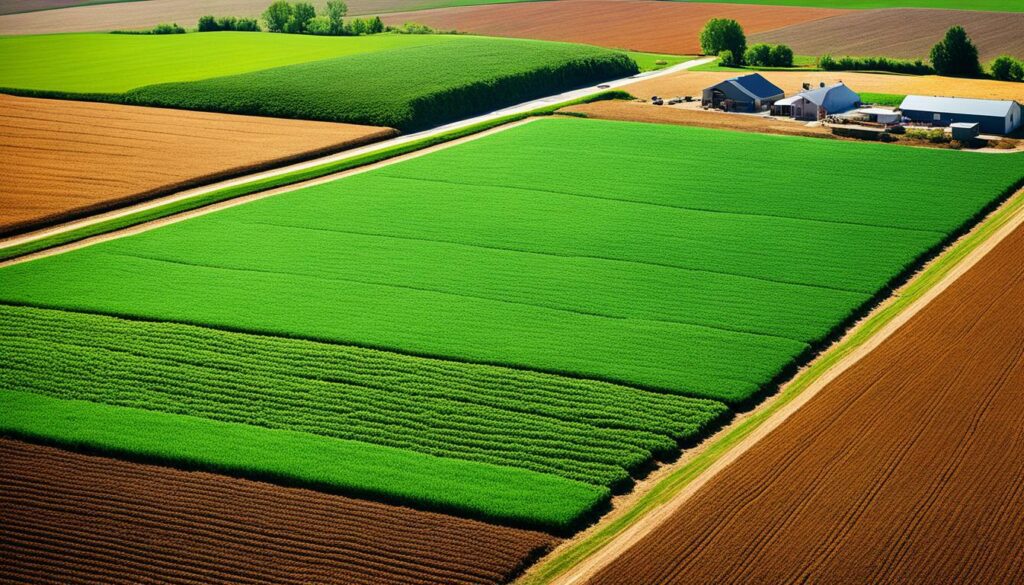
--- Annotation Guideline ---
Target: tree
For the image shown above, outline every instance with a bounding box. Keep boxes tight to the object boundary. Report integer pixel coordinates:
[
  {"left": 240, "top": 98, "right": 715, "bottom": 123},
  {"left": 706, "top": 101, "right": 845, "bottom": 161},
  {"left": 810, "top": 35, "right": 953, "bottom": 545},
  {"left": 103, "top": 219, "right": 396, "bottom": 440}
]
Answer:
[
  {"left": 288, "top": 2, "right": 316, "bottom": 33},
  {"left": 769, "top": 44, "right": 793, "bottom": 67},
  {"left": 326, "top": 0, "right": 347, "bottom": 35},
  {"left": 1011, "top": 60, "right": 1024, "bottom": 82},
  {"left": 347, "top": 17, "right": 367, "bottom": 35},
  {"left": 306, "top": 15, "right": 332, "bottom": 35},
  {"left": 718, "top": 49, "right": 738, "bottom": 68},
  {"left": 990, "top": 55, "right": 1018, "bottom": 81},
  {"left": 197, "top": 15, "right": 219, "bottom": 32},
  {"left": 930, "top": 25, "right": 982, "bottom": 78},
  {"left": 367, "top": 15, "right": 385, "bottom": 34},
  {"left": 262, "top": 0, "right": 292, "bottom": 32},
  {"left": 699, "top": 18, "right": 746, "bottom": 63},
  {"left": 744, "top": 43, "right": 771, "bottom": 67}
]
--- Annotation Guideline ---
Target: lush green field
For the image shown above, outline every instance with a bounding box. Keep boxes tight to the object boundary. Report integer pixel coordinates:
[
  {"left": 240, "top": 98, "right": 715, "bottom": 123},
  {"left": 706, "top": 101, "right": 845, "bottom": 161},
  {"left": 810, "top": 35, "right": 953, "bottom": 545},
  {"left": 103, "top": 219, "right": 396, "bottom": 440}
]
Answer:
[
  {"left": 861, "top": 92, "right": 907, "bottom": 106},
  {"left": 0, "top": 389, "right": 605, "bottom": 531},
  {"left": 0, "top": 32, "right": 636, "bottom": 130},
  {"left": 3, "top": 118, "right": 1020, "bottom": 405},
  {"left": 0, "top": 304, "right": 726, "bottom": 488},
  {"left": 0, "top": 32, "right": 452, "bottom": 93},
  {"left": 670, "top": 0, "right": 1022, "bottom": 11}
]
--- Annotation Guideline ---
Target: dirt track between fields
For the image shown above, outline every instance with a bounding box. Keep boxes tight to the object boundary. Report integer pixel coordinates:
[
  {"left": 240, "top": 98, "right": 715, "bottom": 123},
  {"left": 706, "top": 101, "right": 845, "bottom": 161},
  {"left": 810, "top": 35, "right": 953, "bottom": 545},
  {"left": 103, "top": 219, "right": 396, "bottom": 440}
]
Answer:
[
  {"left": 753, "top": 8, "right": 1024, "bottom": 62},
  {"left": 0, "top": 94, "right": 394, "bottom": 236},
  {"left": 0, "top": 438, "right": 557, "bottom": 585},
  {"left": 624, "top": 69, "right": 1024, "bottom": 103},
  {"left": 561, "top": 100, "right": 833, "bottom": 138},
  {"left": 572, "top": 194, "right": 1024, "bottom": 584},
  {"left": 0, "top": 0, "right": 426, "bottom": 33},
  {"left": 380, "top": 0, "right": 846, "bottom": 55}
]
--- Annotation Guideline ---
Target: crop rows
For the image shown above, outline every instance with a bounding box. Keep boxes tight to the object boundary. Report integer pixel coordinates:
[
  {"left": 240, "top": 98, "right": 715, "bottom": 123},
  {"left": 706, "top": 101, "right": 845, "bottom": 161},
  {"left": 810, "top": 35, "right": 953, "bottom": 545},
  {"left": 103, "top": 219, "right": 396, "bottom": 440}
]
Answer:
[
  {"left": 2, "top": 119, "right": 1019, "bottom": 405},
  {"left": 0, "top": 304, "right": 726, "bottom": 487},
  {"left": 0, "top": 438, "right": 558, "bottom": 585}
]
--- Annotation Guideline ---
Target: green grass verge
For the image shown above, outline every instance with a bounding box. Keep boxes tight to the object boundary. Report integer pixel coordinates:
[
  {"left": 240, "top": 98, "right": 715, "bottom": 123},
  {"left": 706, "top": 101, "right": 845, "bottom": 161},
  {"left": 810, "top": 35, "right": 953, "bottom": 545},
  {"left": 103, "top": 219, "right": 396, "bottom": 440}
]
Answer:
[
  {"left": 3, "top": 118, "right": 1020, "bottom": 405},
  {"left": 860, "top": 92, "right": 907, "bottom": 107},
  {"left": 0, "top": 91, "right": 630, "bottom": 264},
  {"left": 0, "top": 389, "right": 607, "bottom": 532},
  {"left": 668, "top": 0, "right": 1022, "bottom": 11},
  {"left": 690, "top": 55, "right": 819, "bottom": 72},
  {"left": 0, "top": 304, "right": 728, "bottom": 488},
  {"left": 521, "top": 183, "right": 1024, "bottom": 584},
  {"left": 624, "top": 52, "right": 695, "bottom": 72}
]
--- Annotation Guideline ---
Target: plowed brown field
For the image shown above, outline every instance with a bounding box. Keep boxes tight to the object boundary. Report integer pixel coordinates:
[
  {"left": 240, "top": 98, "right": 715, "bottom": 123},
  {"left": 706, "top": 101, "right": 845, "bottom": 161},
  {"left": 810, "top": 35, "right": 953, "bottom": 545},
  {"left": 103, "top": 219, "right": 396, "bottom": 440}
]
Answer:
[
  {"left": 0, "top": 438, "right": 557, "bottom": 585},
  {"left": 624, "top": 70, "right": 1024, "bottom": 103},
  {"left": 589, "top": 222, "right": 1024, "bottom": 584},
  {"left": 753, "top": 9, "right": 1024, "bottom": 62},
  {"left": 0, "top": 0, "right": 424, "bottom": 34},
  {"left": 561, "top": 101, "right": 832, "bottom": 138},
  {"left": 380, "top": 1, "right": 846, "bottom": 55},
  {"left": 0, "top": 94, "right": 394, "bottom": 235}
]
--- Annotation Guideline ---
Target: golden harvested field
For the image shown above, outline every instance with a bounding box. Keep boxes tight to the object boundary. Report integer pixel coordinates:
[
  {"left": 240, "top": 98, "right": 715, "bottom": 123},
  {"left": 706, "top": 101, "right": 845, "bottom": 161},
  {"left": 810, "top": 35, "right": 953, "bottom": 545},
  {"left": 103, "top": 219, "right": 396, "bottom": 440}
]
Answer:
[
  {"left": 753, "top": 9, "right": 1024, "bottom": 62},
  {"left": 590, "top": 219, "right": 1024, "bottom": 584},
  {"left": 560, "top": 101, "right": 833, "bottom": 139},
  {"left": 625, "top": 70, "right": 1024, "bottom": 103},
  {"left": 0, "top": 94, "right": 395, "bottom": 235},
  {"left": 379, "top": 0, "right": 846, "bottom": 55},
  {"left": 0, "top": 0, "right": 422, "bottom": 34}
]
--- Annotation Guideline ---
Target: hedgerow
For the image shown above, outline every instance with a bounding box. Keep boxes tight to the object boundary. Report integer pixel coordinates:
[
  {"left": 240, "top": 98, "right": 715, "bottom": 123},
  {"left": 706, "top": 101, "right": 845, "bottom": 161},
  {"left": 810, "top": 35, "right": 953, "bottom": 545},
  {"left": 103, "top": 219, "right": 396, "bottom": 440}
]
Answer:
[{"left": 0, "top": 305, "right": 727, "bottom": 487}]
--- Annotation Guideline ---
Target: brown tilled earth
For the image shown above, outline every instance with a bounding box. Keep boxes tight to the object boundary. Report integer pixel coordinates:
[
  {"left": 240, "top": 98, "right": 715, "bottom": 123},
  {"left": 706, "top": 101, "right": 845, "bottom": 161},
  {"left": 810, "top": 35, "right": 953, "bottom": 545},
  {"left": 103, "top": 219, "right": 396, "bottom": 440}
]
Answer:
[
  {"left": 624, "top": 70, "right": 1024, "bottom": 102},
  {"left": 561, "top": 101, "right": 833, "bottom": 139},
  {"left": 0, "top": 438, "right": 557, "bottom": 585},
  {"left": 753, "top": 9, "right": 1024, "bottom": 62},
  {"left": 0, "top": 0, "right": 424, "bottom": 33},
  {"left": 0, "top": 0, "right": 99, "bottom": 16},
  {"left": 589, "top": 221, "right": 1024, "bottom": 584},
  {"left": 380, "top": 0, "right": 846, "bottom": 55},
  {"left": 0, "top": 94, "right": 395, "bottom": 236}
]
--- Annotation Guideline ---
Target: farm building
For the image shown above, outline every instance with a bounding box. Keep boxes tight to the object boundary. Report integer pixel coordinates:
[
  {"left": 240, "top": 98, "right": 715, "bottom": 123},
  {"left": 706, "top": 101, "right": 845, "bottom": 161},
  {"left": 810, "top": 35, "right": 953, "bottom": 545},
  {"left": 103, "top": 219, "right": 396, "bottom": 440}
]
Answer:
[
  {"left": 702, "top": 73, "right": 784, "bottom": 113},
  {"left": 899, "top": 95, "right": 1022, "bottom": 135},
  {"left": 772, "top": 83, "right": 861, "bottom": 121}
]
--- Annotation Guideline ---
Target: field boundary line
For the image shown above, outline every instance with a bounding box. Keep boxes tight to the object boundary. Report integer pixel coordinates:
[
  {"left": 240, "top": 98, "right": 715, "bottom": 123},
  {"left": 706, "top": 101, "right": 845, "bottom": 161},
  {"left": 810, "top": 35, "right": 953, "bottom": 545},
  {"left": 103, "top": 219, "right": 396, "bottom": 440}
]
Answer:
[
  {"left": 0, "top": 56, "right": 715, "bottom": 264},
  {"left": 521, "top": 186, "right": 1024, "bottom": 585}
]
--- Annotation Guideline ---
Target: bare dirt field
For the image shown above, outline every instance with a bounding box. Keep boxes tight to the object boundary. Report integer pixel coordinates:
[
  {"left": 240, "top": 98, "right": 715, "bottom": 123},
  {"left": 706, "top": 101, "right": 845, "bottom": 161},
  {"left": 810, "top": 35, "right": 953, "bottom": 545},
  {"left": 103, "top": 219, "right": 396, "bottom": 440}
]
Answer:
[
  {"left": 624, "top": 70, "right": 1024, "bottom": 103},
  {"left": 588, "top": 220, "right": 1024, "bottom": 584},
  {"left": 753, "top": 8, "right": 1024, "bottom": 62},
  {"left": 380, "top": 0, "right": 846, "bottom": 55},
  {"left": 0, "top": 438, "right": 557, "bottom": 585},
  {"left": 0, "top": 0, "right": 421, "bottom": 33},
  {"left": 0, "top": 0, "right": 107, "bottom": 16},
  {"left": 561, "top": 100, "right": 832, "bottom": 138},
  {"left": 0, "top": 94, "right": 395, "bottom": 236}
]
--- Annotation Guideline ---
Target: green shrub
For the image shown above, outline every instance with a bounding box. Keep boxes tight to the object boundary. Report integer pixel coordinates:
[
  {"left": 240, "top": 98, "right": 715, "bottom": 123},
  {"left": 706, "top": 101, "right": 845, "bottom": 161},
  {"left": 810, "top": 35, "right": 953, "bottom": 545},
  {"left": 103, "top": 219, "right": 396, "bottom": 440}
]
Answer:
[
  {"left": 930, "top": 25, "right": 983, "bottom": 78},
  {"left": 390, "top": 21, "right": 437, "bottom": 34},
  {"left": 718, "top": 49, "right": 738, "bottom": 67},
  {"left": 769, "top": 44, "right": 794, "bottom": 67},
  {"left": 990, "top": 55, "right": 1023, "bottom": 81},
  {"left": 699, "top": 18, "right": 746, "bottom": 61},
  {"left": 234, "top": 17, "right": 260, "bottom": 32},
  {"left": 819, "top": 54, "right": 933, "bottom": 75},
  {"left": 1012, "top": 61, "right": 1024, "bottom": 82},
  {"left": 112, "top": 23, "right": 186, "bottom": 34},
  {"left": 744, "top": 43, "right": 771, "bottom": 67},
  {"left": 197, "top": 15, "right": 218, "bottom": 31},
  {"left": 305, "top": 15, "right": 332, "bottom": 35}
]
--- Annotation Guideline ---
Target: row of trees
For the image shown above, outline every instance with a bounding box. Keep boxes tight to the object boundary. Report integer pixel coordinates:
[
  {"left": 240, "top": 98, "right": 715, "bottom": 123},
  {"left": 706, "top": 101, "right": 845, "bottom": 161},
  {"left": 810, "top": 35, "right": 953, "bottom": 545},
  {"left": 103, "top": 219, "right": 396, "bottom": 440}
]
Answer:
[
  {"left": 261, "top": 1, "right": 384, "bottom": 36},
  {"left": 698, "top": 19, "right": 792, "bottom": 68},
  {"left": 197, "top": 16, "right": 260, "bottom": 32}
]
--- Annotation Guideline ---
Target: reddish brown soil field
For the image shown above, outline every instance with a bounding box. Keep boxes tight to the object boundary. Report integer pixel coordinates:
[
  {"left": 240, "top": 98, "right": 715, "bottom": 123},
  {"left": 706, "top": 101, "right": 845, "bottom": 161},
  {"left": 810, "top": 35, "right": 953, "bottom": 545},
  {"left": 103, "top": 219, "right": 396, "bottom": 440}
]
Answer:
[
  {"left": 0, "top": 0, "right": 103, "bottom": 16},
  {"left": 380, "top": 1, "right": 846, "bottom": 55},
  {"left": 589, "top": 222, "right": 1024, "bottom": 584},
  {"left": 0, "top": 438, "right": 557, "bottom": 585},
  {"left": 0, "top": 94, "right": 395, "bottom": 236},
  {"left": 561, "top": 101, "right": 833, "bottom": 138},
  {"left": 753, "top": 9, "right": 1024, "bottom": 62},
  {"left": 0, "top": 0, "right": 421, "bottom": 33},
  {"left": 625, "top": 70, "right": 1024, "bottom": 103}
]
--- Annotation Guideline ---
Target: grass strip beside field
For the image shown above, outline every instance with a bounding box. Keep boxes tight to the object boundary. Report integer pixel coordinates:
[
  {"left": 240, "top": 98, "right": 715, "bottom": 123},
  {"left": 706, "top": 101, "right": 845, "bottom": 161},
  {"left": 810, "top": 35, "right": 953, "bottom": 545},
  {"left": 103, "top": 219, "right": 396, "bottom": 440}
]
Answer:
[
  {"left": 0, "top": 389, "right": 608, "bottom": 533},
  {"left": 521, "top": 186, "right": 1024, "bottom": 583},
  {"left": 0, "top": 91, "right": 631, "bottom": 264},
  {"left": 689, "top": 55, "right": 819, "bottom": 72},
  {"left": 860, "top": 92, "right": 906, "bottom": 107}
]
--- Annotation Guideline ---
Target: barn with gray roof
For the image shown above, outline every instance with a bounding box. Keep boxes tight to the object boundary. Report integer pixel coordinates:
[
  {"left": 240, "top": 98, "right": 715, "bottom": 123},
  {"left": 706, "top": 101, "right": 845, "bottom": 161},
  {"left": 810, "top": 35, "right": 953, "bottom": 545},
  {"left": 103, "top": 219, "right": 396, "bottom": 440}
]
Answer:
[
  {"left": 899, "top": 95, "right": 1022, "bottom": 135},
  {"left": 701, "top": 73, "right": 784, "bottom": 113}
]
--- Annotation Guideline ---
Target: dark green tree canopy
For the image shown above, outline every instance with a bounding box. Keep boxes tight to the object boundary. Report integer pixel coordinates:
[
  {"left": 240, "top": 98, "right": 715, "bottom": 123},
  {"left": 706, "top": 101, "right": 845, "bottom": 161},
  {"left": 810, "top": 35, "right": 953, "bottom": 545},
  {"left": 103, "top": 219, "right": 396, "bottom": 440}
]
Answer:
[
  {"left": 930, "top": 25, "right": 982, "bottom": 78},
  {"left": 700, "top": 18, "right": 747, "bottom": 63}
]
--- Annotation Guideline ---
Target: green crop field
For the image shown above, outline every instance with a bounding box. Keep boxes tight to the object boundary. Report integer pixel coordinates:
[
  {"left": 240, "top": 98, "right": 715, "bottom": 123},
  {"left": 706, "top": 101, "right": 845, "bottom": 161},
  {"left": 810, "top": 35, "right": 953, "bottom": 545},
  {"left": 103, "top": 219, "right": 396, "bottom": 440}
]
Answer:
[
  {"left": 0, "top": 32, "right": 637, "bottom": 130},
  {"left": 3, "top": 118, "right": 1020, "bottom": 407},
  {"left": 0, "top": 304, "right": 726, "bottom": 490},
  {"left": 670, "top": 0, "right": 1023, "bottom": 11}
]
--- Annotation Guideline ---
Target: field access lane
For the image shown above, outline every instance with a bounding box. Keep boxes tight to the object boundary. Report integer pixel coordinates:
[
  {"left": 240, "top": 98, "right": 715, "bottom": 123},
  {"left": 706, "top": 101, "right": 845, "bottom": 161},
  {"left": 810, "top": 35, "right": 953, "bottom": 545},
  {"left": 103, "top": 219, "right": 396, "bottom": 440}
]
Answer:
[{"left": 588, "top": 222, "right": 1024, "bottom": 584}]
